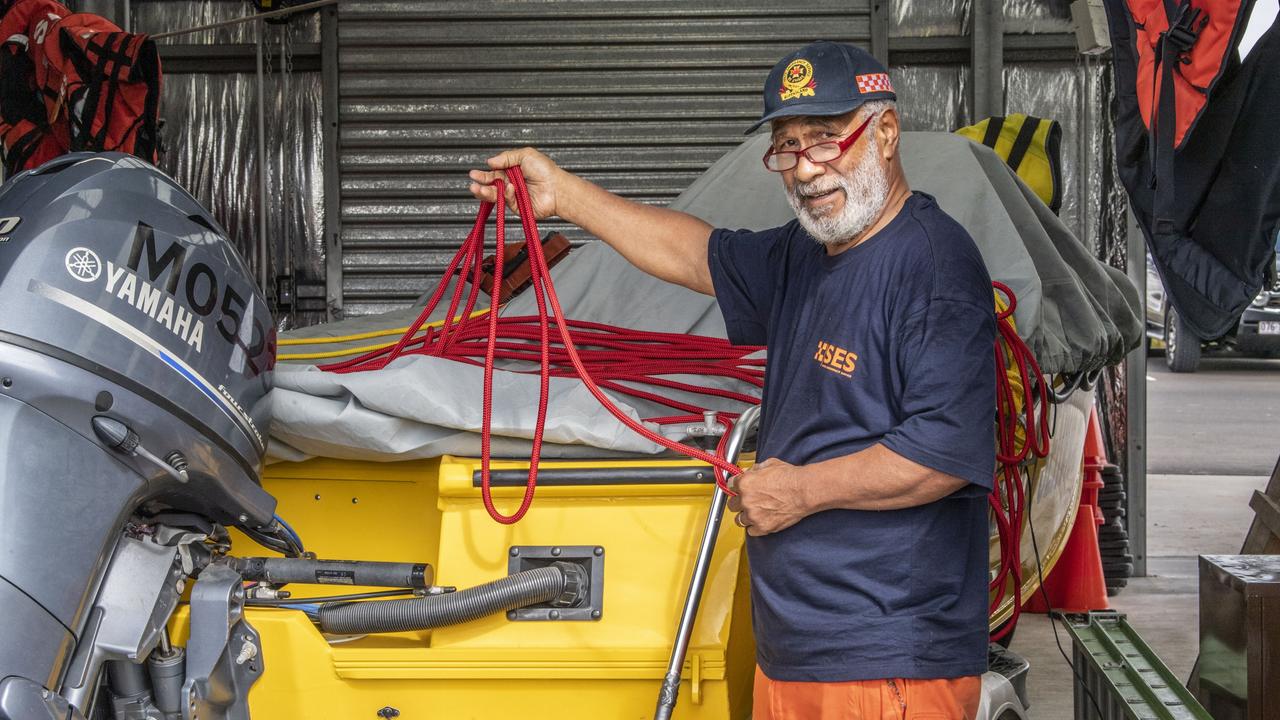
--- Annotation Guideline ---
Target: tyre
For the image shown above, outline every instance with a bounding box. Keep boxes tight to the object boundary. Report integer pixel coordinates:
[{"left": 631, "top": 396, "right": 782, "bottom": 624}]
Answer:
[{"left": 1165, "top": 307, "right": 1201, "bottom": 373}]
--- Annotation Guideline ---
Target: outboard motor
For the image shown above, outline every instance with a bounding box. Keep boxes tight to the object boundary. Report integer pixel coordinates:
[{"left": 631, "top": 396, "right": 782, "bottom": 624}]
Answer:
[{"left": 0, "top": 153, "right": 275, "bottom": 719}]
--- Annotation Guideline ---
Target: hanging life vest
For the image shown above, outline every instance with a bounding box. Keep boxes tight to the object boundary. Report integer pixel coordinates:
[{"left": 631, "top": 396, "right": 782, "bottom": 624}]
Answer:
[
  {"left": 955, "top": 113, "right": 1064, "bottom": 214},
  {"left": 0, "top": 0, "right": 161, "bottom": 174},
  {"left": 47, "top": 13, "right": 162, "bottom": 162},
  {"left": 0, "top": 0, "right": 66, "bottom": 175},
  {"left": 1104, "top": 0, "right": 1280, "bottom": 340}
]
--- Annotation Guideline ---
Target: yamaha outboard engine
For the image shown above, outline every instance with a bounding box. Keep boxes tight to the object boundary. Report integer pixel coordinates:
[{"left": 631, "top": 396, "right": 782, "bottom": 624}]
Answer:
[{"left": 0, "top": 153, "right": 275, "bottom": 719}]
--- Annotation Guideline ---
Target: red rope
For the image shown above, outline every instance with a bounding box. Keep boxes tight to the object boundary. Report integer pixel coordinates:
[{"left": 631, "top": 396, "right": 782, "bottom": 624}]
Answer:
[
  {"left": 319, "top": 173, "right": 1049, "bottom": 642},
  {"left": 987, "top": 281, "right": 1050, "bottom": 641},
  {"left": 321, "top": 169, "right": 757, "bottom": 521}
]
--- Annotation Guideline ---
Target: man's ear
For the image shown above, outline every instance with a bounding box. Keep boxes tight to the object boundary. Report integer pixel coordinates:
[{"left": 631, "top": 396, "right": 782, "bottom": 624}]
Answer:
[{"left": 876, "top": 107, "right": 901, "bottom": 161}]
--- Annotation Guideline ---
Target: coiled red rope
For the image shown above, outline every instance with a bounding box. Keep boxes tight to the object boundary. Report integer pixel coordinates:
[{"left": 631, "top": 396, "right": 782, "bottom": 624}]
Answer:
[
  {"left": 988, "top": 281, "right": 1051, "bottom": 641},
  {"left": 321, "top": 168, "right": 757, "bottom": 522},
  {"left": 321, "top": 171, "right": 1049, "bottom": 642}
]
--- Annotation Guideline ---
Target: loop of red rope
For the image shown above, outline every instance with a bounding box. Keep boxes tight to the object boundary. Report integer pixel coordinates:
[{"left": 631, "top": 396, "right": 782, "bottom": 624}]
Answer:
[
  {"left": 321, "top": 169, "right": 757, "bottom": 522},
  {"left": 987, "top": 279, "right": 1050, "bottom": 641}
]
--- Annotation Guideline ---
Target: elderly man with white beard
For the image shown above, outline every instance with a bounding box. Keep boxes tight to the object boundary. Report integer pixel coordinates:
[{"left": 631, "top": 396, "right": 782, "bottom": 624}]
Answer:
[{"left": 470, "top": 41, "right": 995, "bottom": 720}]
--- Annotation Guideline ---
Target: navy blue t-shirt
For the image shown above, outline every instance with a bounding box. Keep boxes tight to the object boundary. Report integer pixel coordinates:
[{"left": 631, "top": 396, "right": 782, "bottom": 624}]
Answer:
[{"left": 707, "top": 192, "right": 996, "bottom": 682}]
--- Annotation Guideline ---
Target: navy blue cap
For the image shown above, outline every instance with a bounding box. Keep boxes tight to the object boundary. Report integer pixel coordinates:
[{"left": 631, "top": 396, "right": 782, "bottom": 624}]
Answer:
[{"left": 747, "top": 41, "right": 897, "bottom": 134}]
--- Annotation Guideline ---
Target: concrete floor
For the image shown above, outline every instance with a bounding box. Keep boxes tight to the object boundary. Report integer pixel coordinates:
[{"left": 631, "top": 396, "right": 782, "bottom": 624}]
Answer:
[{"left": 1009, "top": 354, "right": 1280, "bottom": 719}]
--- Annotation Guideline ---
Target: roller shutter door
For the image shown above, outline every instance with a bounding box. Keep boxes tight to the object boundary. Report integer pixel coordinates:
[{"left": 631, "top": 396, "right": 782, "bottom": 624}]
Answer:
[{"left": 336, "top": 0, "right": 872, "bottom": 316}]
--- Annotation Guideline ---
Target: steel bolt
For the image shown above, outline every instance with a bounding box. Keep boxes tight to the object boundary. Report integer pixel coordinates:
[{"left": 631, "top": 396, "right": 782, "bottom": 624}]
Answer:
[
  {"left": 314, "top": 494, "right": 321, "bottom": 500},
  {"left": 594, "top": 547, "right": 603, "bottom": 556},
  {"left": 591, "top": 610, "right": 602, "bottom": 620},
  {"left": 506, "top": 611, "right": 517, "bottom": 620},
  {"left": 237, "top": 514, "right": 249, "bottom": 524},
  {"left": 509, "top": 547, "right": 519, "bottom": 556},
  {"left": 548, "top": 610, "right": 560, "bottom": 620},
  {"left": 175, "top": 579, "right": 186, "bottom": 594},
  {"left": 551, "top": 547, "right": 561, "bottom": 557},
  {"left": 234, "top": 640, "right": 258, "bottom": 665},
  {"left": 377, "top": 707, "right": 401, "bottom": 719},
  {"left": 1, "top": 377, "right": 12, "bottom": 388},
  {"left": 352, "top": 497, "right": 359, "bottom": 504}
]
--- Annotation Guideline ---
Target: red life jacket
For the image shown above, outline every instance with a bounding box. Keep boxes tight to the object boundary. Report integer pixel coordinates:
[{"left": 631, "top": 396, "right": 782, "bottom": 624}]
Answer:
[
  {"left": 1125, "top": 0, "right": 1254, "bottom": 149},
  {"left": 0, "top": 1, "right": 66, "bottom": 174},
  {"left": 1105, "top": 0, "right": 1280, "bottom": 340},
  {"left": 0, "top": 0, "right": 69, "bottom": 115},
  {"left": 0, "top": 0, "right": 160, "bottom": 174},
  {"left": 45, "top": 12, "right": 162, "bottom": 161}
]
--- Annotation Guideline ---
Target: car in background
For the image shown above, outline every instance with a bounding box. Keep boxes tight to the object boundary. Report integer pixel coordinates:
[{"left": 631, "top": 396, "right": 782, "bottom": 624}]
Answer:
[{"left": 1147, "top": 250, "right": 1280, "bottom": 372}]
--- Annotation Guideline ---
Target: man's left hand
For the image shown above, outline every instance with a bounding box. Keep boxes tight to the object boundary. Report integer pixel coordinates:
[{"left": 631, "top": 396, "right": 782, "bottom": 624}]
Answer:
[{"left": 726, "top": 457, "right": 813, "bottom": 537}]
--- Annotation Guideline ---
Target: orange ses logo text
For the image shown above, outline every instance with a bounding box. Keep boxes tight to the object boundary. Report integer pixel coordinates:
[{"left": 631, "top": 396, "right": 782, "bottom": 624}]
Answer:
[{"left": 813, "top": 340, "right": 857, "bottom": 378}]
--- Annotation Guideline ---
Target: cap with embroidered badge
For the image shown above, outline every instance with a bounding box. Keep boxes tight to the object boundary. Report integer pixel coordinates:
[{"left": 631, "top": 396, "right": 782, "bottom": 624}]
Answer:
[{"left": 746, "top": 41, "right": 896, "bottom": 134}]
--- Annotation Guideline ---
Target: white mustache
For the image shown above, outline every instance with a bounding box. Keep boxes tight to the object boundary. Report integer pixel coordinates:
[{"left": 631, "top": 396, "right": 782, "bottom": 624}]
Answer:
[{"left": 794, "top": 180, "right": 843, "bottom": 198}]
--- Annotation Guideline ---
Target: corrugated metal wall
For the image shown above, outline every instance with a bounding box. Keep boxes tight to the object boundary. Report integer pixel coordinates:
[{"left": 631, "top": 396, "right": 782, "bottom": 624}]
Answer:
[{"left": 334, "top": 0, "right": 873, "bottom": 317}]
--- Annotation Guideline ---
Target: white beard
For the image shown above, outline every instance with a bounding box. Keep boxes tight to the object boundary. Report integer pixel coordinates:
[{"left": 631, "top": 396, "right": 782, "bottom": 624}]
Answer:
[{"left": 786, "top": 136, "right": 891, "bottom": 247}]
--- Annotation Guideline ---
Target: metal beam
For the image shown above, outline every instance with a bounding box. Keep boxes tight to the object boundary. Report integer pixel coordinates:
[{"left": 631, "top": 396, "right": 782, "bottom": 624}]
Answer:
[
  {"left": 1125, "top": 208, "right": 1148, "bottom": 577},
  {"left": 157, "top": 43, "right": 321, "bottom": 74},
  {"left": 255, "top": 22, "right": 270, "bottom": 296},
  {"left": 320, "top": 4, "right": 343, "bottom": 320},
  {"left": 888, "top": 33, "right": 1081, "bottom": 65},
  {"left": 971, "top": 0, "right": 1004, "bottom": 122}
]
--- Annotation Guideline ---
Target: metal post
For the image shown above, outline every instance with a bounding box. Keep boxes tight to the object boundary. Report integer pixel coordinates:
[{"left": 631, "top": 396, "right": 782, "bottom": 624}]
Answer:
[
  {"left": 281, "top": 24, "right": 293, "bottom": 300},
  {"left": 869, "top": 0, "right": 890, "bottom": 67},
  {"left": 320, "top": 4, "right": 343, "bottom": 320},
  {"left": 654, "top": 405, "right": 761, "bottom": 720},
  {"left": 1078, "top": 62, "right": 1091, "bottom": 244},
  {"left": 1125, "top": 209, "right": 1148, "bottom": 576},
  {"left": 255, "top": 20, "right": 270, "bottom": 296},
  {"left": 971, "top": 0, "right": 1004, "bottom": 122}
]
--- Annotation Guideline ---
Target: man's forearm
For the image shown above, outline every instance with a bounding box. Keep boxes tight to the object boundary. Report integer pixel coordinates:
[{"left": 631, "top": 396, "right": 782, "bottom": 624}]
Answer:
[
  {"left": 801, "top": 444, "right": 969, "bottom": 512},
  {"left": 554, "top": 169, "right": 715, "bottom": 295}
]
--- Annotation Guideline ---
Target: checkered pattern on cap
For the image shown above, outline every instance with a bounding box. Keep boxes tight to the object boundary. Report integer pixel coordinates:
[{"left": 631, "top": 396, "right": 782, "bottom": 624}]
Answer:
[{"left": 855, "top": 73, "right": 894, "bottom": 95}]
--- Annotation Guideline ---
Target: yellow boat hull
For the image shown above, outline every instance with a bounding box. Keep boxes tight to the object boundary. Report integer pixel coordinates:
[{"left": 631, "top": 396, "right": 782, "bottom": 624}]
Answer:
[{"left": 170, "top": 389, "right": 1089, "bottom": 719}]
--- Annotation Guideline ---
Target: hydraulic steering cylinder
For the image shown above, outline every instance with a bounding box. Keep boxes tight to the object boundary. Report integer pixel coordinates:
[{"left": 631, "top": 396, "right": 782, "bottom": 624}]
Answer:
[{"left": 229, "top": 557, "right": 433, "bottom": 588}]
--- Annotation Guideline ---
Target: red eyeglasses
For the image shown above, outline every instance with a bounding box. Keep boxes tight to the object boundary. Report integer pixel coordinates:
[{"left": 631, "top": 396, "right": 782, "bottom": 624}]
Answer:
[{"left": 762, "top": 115, "right": 874, "bottom": 172}]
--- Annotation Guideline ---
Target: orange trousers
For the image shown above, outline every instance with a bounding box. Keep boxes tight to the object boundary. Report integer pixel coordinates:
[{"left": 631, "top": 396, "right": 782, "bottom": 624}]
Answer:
[{"left": 753, "top": 667, "right": 982, "bottom": 720}]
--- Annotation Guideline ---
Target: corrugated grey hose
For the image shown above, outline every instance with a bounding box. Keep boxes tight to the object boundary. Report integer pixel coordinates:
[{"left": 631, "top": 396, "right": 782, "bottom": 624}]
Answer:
[{"left": 317, "top": 563, "right": 573, "bottom": 635}]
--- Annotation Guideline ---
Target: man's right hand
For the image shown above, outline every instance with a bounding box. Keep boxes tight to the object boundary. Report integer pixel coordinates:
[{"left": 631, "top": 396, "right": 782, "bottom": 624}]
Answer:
[
  {"left": 468, "top": 147, "right": 561, "bottom": 220},
  {"left": 464, "top": 145, "right": 716, "bottom": 295}
]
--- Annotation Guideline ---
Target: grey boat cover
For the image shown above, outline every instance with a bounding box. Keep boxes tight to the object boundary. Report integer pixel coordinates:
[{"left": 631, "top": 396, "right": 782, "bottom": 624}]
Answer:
[{"left": 269, "top": 132, "right": 1141, "bottom": 462}]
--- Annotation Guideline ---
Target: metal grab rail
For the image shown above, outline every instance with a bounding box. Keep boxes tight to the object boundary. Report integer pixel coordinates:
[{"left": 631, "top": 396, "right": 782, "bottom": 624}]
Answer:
[{"left": 654, "top": 404, "right": 761, "bottom": 720}]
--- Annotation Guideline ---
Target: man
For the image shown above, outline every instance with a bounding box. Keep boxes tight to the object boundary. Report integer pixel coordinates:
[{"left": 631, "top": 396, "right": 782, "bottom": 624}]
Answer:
[{"left": 470, "top": 41, "right": 995, "bottom": 720}]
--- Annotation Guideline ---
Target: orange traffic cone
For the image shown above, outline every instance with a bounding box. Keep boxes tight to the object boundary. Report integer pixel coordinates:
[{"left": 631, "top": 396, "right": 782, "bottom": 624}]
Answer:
[{"left": 1023, "top": 405, "right": 1110, "bottom": 614}]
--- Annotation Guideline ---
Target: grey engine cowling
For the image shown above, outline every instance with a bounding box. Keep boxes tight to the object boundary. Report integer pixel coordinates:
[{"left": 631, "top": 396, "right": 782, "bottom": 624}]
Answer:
[{"left": 0, "top": 153, "right": 274, "bottom": 711}]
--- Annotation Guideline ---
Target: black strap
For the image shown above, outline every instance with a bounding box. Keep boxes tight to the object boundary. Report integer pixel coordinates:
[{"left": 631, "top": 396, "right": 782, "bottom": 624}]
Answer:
[
  {"left": 1043, "top": 119, "right": 1063, "bottom": 213},
  {"left": 1005, "top": 115, "right": 1043, "bottom": 173},
  {"left": 981, "top": 116, "right": 1004, "bottom": 149},
  {"left": 1153, "top": 1, "right": 1204, "bottom": 234},
  {"left": 3, "top": 124, "right": 45, "bottom": 176},
  {"left": 133, "top": 39, "right": 162, "bottom": 161},
  {"left": 90, "top": 34, "right": 128, "bottom": 150}
]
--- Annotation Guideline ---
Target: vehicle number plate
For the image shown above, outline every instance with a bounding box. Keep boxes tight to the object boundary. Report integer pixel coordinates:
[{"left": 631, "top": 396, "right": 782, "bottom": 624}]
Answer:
[{"left": 1261, "top": 321, "right": 1280, "bottom": 335}]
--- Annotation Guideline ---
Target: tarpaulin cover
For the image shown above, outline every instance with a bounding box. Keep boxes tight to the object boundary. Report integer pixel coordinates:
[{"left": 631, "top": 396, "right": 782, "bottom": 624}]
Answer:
[{"left": 269, "top": 132, "right": 1140, "bottom": 462}]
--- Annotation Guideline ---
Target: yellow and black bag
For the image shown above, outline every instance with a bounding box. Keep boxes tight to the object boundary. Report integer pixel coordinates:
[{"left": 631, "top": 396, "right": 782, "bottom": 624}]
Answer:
[{"left": 956, "top": 113, "right": 1063, "bottom": 214}]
